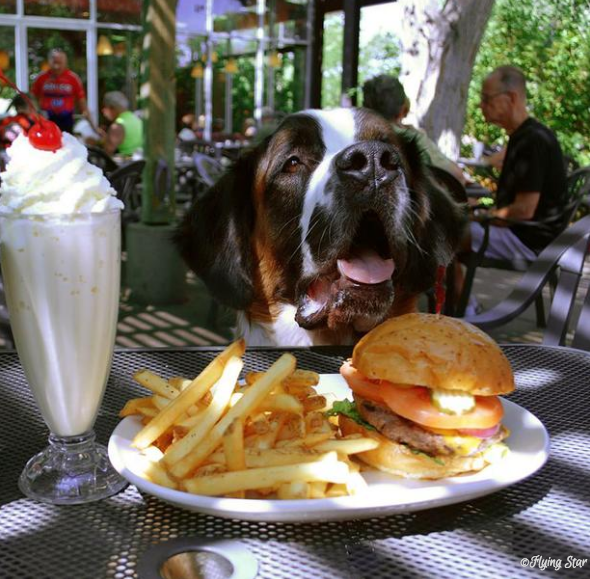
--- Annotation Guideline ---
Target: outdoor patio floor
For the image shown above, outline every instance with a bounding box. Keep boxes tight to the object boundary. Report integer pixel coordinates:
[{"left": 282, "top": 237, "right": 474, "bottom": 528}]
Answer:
[{"left": 116, "top": 257, "right": 590, "bottom": 350}]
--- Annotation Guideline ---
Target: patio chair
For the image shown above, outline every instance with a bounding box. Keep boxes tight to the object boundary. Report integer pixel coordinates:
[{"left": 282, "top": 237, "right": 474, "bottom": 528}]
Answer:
[
  {"left": 109, "top": 160, "right": 146, "bottom": 228},
  {"left": 456, "top": 165, "right": 590, "bottom": 321},
  {"left": 87, "top": 146, "right": 119, "bottom": 175},
  {"left": 463, "top": 214, "right": 590, "bottom": 349},
  {"left": 193, "top": 153, "right": 223, "bottom": 188}
]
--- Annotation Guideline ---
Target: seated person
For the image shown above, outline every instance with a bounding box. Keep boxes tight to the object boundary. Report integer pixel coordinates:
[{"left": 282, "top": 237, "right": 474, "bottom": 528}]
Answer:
[
  {"left": 100, "top": 91, "right": 143, "bottom": 157},
  {"left": 362, "top": 74, "right": 466, "bottom": 185},
  {"left": 0, "top": 95, "right": 35, "bottom": 149},
  {"left": 457, "top": 65, "right": 567, "bottom": 312}
]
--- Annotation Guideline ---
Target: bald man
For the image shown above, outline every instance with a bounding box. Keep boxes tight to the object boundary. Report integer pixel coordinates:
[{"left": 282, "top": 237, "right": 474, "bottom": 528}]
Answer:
[
  {"left": 456, "top": 65, "right": 567, "bottom": 314},
  {"left": 466, "top": 66, "right": 566, "bottom": 259},
  {"left": 32, "top": 48, "right": 92, "bottom": 133}
]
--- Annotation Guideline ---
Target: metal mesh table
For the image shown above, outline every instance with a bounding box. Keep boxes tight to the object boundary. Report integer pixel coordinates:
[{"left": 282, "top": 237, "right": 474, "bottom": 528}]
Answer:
[{"left": 1, "top": 345, "right": 589, "bottom": 579}]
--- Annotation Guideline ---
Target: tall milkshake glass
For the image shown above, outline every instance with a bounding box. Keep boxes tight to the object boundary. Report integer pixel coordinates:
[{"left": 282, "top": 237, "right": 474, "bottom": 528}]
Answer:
[{"left": 0, "top": 209, "right": 127, "bottom": 504}]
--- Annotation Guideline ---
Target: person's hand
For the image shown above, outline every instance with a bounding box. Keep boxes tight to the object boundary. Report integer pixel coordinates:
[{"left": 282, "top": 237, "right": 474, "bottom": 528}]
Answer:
[{"left": 471, "top": 207, "right": 492, "bottom": 222}]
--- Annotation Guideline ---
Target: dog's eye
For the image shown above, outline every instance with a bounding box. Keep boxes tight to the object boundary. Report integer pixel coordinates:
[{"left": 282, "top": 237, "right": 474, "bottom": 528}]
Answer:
[{"left": 282, "top": 156, "right": 302, "bottom": 173}]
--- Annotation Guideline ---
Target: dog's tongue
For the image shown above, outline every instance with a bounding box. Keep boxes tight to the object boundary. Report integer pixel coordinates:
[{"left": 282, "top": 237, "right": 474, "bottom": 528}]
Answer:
[{"left": 337, "top": 249, "right": 395, "bottom": 284}]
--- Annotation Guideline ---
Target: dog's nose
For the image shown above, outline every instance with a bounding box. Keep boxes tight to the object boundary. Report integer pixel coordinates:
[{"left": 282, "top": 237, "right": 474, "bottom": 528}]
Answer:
[{"left": 334, "top": 141, "right": 400, "bottom": 184}]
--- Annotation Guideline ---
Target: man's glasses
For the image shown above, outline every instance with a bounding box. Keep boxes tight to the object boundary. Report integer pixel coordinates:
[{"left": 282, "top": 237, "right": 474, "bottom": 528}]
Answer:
[{"left": 480, "top": 90, "right": 509, "bottom": 104}]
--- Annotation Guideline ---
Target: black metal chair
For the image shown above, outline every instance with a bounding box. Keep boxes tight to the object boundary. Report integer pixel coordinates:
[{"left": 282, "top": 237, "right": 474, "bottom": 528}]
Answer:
[
  {"left": 463, "top": 214, "right": 590, "bottom": 349},
  {"left": 109, "top": 160, "right": 146, "bottom": 228},
  {"left": 193, "top": 153, "right": 223, "bottom": 188},
  {"left": 456, "top": 165, "right": 590, "bottom": 321},
  {"left": 87, "top": 146, "right": 119, "bottom": 175}
]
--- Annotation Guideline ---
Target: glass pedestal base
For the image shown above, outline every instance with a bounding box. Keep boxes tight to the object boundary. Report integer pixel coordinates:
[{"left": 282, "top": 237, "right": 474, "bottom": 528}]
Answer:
[{"left": 19, "top": 430, "right": 127, "bottom": 505}]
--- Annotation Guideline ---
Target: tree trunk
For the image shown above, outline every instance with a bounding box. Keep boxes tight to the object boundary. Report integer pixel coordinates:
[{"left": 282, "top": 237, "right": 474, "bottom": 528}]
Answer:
[
  {"left": 398, "top": 0, "right": 495, "bottom": 159},
  {"left": 140, "top": 0, "right": 178, "bottom": 225}
]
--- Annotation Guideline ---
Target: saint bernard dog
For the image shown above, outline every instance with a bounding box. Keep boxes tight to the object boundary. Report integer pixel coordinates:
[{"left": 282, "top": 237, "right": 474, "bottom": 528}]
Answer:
[{"left": 174, "top": 108, "right": 465, "bottom": 346}]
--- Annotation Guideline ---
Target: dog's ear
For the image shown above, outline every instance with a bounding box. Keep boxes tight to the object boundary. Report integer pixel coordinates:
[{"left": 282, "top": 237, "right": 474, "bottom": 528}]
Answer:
[
  {"left": 396, "top": 134, "right": 467, "bottom": 293},
  {"left": 173, "top": 149, "right": 259, "bottom": 309}
]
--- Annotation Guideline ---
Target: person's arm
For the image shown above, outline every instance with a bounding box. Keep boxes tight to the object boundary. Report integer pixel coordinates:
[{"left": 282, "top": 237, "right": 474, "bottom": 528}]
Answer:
[
  {"left": 76, "top": 96, "right": 101, "bottom": 134},
  {"left": 103, "top": 122, "right": 125, "bottom": 155},
  {"left": 483, "top": 147, "right": 506, "bottom": 171},
  {"left": 487, "top": 192, "right": 540, "bottom": 225}
]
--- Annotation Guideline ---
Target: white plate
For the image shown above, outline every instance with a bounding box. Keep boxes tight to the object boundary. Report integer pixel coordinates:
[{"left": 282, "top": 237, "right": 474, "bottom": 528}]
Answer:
[{"left": 108, "top": 374, "right": 550, "bottom": 522}]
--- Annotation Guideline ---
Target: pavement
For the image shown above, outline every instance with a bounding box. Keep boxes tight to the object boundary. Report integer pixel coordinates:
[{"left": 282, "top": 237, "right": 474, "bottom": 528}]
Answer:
[{"left": 115, "top": 257, "right": 590, "bottom": 349}]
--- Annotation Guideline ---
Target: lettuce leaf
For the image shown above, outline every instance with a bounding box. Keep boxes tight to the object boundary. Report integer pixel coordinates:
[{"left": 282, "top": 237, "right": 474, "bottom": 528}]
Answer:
[{"left": 325, "top": 400, "right": 376, "bottom": 431}]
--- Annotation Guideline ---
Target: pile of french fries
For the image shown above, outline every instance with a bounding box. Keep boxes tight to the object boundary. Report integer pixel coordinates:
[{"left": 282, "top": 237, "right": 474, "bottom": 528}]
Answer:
[{"left": 119, "top": 339, "right": 379, "bottom": 499}]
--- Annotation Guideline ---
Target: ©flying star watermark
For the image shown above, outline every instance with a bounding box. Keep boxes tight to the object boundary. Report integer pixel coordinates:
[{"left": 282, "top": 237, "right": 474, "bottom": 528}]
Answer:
[{"left": 520, "top": 556, "right": 588, "bottom": 571}]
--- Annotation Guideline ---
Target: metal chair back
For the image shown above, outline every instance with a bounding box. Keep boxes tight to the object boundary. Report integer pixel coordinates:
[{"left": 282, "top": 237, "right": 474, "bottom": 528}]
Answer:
[
  {"left": 193, "top": 153, "right": 223, "bottom": 188},
  {"left": 463, "top": 214, "right": 590, "bottom": 349},
  {"left": 108, "top": 160, "right": 146, "bottom": 224},
  {"left": 456, "top": 165, "right": 590, "bottom": 320},
  {"left": 87, "top": 146, "right": 119, "bottom": 175}
]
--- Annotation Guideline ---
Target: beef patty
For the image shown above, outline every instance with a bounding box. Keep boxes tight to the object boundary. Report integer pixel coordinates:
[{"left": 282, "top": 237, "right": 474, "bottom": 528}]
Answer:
[{"left": 356, "top": 396, "right": 507, "bottom": 457}]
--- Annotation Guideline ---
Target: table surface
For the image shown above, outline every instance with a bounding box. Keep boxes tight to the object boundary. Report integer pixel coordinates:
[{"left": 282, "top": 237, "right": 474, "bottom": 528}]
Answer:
[{"left": 1, "top": 345, "right": 589, "bottom": 579}]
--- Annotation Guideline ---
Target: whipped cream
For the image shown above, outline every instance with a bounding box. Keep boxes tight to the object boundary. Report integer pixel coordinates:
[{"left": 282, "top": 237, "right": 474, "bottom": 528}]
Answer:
[{"left": 0, "top": 132, "right": 124, "bottom": 214}]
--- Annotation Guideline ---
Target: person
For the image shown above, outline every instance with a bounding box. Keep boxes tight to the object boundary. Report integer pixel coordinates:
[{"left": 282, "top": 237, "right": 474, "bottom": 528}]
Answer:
[
  {"left": 31, "top": 48, "right": 94, "bottom": 134},
  {"left": 362, "top": 74, "right": 467, "bottom": 185},
  {"left": 0, "top": 94, "right": 35, "bottom": 150},
  {"left": 457, "top": 65, "right": 567, "bottom": 313},
  {"left": 100, "top": 91, "right": 143, "bottom": 157}
]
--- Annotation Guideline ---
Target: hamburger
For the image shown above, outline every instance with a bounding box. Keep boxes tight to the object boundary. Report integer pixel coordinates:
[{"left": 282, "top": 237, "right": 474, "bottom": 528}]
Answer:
[{"left": 336, "top": 313, "right": 514, "bottom": 479}]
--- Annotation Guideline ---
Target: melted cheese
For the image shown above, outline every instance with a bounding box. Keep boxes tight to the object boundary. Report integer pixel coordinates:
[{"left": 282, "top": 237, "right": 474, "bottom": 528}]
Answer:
[{"left": 442, "top": 434, "right": 482, "bottom": 456}]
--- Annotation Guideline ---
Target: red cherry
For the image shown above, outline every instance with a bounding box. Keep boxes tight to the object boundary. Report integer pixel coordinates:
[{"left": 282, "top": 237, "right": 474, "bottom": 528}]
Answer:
[
  {"left": 28, "top": 119, "right": 63, "bottom": 152},
  {"left": 0, "top": 69, "right": 63, "bottom": 151}
]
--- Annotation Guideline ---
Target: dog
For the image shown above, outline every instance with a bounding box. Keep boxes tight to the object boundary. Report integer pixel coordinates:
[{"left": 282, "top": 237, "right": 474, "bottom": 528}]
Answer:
[{"left": 174, "top": 108, "right": 464, "bottom": 346}]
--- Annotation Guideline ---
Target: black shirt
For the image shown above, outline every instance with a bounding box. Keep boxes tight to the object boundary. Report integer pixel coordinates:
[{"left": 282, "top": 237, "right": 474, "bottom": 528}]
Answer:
[{"left": 496, "top": 117, "right": 567, "bottom": 252}]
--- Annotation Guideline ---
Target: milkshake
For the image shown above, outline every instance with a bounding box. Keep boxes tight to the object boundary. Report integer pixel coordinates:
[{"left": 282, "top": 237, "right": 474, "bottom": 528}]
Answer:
[{"left": 0, "top": 130, "right": 126, "bottom": 503}]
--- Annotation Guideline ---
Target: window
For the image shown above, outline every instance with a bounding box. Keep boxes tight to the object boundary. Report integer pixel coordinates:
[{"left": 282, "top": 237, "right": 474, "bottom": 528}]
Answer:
[{"left": 24, "top": 0, "right": 90, "bottom": 19}]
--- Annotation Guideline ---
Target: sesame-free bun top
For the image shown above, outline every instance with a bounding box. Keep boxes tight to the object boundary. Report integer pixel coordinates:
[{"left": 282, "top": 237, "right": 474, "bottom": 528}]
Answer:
[{"left": 352, "top": 313, "right": 514, "bottom": 396}]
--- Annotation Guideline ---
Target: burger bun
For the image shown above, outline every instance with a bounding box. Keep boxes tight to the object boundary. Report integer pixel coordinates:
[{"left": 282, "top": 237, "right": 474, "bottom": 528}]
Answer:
[{"left": 352, "top": 313, "right": 514, "bottom": 396}]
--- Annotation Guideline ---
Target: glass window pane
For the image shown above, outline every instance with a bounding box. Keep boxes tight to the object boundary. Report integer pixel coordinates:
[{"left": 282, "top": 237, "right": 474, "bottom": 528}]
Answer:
[
  {"left": 358, "top": 3, "right": 400, "bottom": 93},
  {"left": 272, "top": 48, "right": 305, "bottom": 114},
  {"left": 0, "top": 1, "right": 16, "bottom": 15},
  {"left": 214, "top": 1, "right": 259, "bottom": 36},
  {"left": 97, "top": 0, "right": 142, "bottom": 25},
  {"left": 276, "top": 0, "right": 308, "bottom": 43},
  {"left": 27, "top": 29, "right": 88, "bottom": 130},
  {"left": 0, "top": 26, "right": 16, "bottom": 103},
  {"left": 24, "top": 0, "right": 90, "bottom": 18},
  {"left": 321, "top": 11, "right": 343, "bottom": 109},
  {"left": 97, "top": 29, "right": 141, "bottom": 117}
]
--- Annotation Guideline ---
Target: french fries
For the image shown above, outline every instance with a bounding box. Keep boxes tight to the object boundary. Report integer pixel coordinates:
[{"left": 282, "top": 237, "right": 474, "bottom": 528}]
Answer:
[{"left": 119, "top": 341, "right": 374, "bottom": 499}]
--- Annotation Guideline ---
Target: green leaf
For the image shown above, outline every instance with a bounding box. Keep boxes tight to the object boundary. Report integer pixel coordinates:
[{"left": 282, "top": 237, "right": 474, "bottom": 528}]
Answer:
[{"left": 325, "top": 400, "right": 377, "bottom": 431}]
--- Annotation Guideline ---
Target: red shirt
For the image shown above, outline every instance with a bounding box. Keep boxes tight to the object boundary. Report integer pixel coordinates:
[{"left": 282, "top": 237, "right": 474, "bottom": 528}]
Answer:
[{"left": 31, "top": 69, "right": 85, "bottom": 115}]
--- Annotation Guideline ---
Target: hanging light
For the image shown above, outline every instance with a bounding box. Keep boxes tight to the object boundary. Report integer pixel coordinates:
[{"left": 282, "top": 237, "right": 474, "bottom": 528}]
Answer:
[
  {"left": 268, "top": 51, "right": 281, "bottom": 68},
  {"left": 0, "top": 50, "right": 10, "bottom": 71},
  {"left": 191, "top": 62, "right": 204, "bottom": 79},
  {"left": 223, "top": 58, "right": 238, "bottom": 75},
  {"left": 97, "top": 35, "right": 114, "bottom": 56}
]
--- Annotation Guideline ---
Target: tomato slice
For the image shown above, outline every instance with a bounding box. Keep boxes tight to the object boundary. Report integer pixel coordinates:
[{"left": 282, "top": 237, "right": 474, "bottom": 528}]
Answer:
[
  {"left": 339, "top": 360, "right": 383, "bottom": 403},
  {"left": 380, "top": 384, "right": 503, "bottom": 430}
]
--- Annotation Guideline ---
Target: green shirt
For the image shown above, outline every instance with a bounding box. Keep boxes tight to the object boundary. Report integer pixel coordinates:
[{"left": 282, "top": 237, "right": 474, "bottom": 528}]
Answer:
[
  {"left": 115, "top": 111, "right": 143, "bottom": 156},
  {"left": 393, "top": 124, "right": 458, "bottom": 177}
]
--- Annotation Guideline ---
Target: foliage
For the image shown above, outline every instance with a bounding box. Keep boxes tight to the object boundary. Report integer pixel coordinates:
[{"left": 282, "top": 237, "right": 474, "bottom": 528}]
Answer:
[
  {"left": 322, "top": 12, "right": 401, "bottom": 108},
  {"left": 465, "top": 0, "right": 590, "bottom": 165},
  {"left": 321, "top": 13, "right": 345, "bottom": 109}
]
